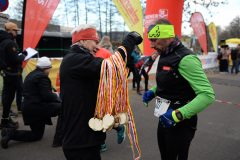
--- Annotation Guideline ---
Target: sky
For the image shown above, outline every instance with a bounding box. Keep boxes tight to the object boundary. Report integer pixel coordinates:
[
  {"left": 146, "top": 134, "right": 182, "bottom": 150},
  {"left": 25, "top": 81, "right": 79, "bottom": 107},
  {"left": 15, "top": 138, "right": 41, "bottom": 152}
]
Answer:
[
  {"left": 2, "top": 0, "right": 240, "bottom": 36},
  {"left": 181, "top": 0, "right": 240, "bottom": 35}
]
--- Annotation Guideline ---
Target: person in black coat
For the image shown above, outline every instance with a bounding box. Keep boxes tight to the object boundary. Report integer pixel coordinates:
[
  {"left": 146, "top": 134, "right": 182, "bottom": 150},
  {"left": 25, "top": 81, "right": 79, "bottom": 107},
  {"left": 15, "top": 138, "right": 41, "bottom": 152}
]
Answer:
[
  {"left": 0, "top": 22, "right": 28, "bottom": 129},
  {"left": 1, "top": 57, "right": 63, "bottom": 149},
  {"left": 60, "top": 24, "right": 142, "bottom": 160},
  {"left": 127, "top": 54, "right": 138, "bottom": 90}
]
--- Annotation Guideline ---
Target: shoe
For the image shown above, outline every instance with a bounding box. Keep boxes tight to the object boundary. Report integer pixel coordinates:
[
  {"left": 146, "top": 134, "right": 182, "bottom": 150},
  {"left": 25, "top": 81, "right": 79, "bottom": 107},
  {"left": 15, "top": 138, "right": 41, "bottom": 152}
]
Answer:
[
  {"left": 52, "top": 140, "right": 62, "bottom": 147},
  {"left": 132, "top": 87, "right": 137, "bottom": 90},
  {"left": 9, "top": 110, "right": 18, "bottom": 118},
  {"left": 0, "top": 119, "right": 19, "bottom": 129},
  {"left": 1, "top": 128, "right": 7, "bottom": 137},
  {"left": 145, "top": 88, "right": 149, "bottom": 92},
  {"left": 1, "top": 128, "right": 15, "bottom": 137},
  {"left": 1, "top": 128, "right": 15, "bottom": 149},
  {"left": 137, "top": 90, "right": 142, "bottom": 95},
  {"left": 52, "top": 143, "right": 62, "bottom": 147},
  {"left": 117, "top": 125, "right": 126, "bottom": 144},
  {"left": 17, "top": 109, "right": 22, "bottom": 114},
  {"left": 100, "top": 144, "right": 107, "bottom": 152},
  {"left": 8, "top": 118, "right": 19, "bottom": 126}
]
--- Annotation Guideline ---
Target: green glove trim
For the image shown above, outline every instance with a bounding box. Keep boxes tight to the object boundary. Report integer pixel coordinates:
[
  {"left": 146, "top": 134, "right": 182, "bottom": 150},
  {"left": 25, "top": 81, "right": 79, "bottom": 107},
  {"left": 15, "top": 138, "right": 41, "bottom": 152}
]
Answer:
[
  {"left": 150, "top": 85, "right": 157, "bottom": 97},
  {"left": 172, "top": 111, "right": 180, "bottom": 123},
  {"left": 144, "top": 102, "right": 148, "bottom": 107},
  {"left": 147, "top": 25, "right": 175, "bottom": 39}
]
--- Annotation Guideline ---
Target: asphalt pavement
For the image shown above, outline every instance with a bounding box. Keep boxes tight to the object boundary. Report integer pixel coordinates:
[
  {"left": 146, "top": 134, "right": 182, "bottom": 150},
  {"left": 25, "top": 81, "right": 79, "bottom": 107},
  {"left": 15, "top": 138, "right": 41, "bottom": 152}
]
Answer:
[{"left": 0, "top": 71, "right": 240, "bottom": 160}]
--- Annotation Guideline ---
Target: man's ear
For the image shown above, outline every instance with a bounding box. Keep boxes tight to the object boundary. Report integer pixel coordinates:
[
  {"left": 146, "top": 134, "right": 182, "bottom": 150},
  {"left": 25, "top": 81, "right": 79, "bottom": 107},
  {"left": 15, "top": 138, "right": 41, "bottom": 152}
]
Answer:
[{"left": 79, "top": 40, "right": 84, "bottom": 45}]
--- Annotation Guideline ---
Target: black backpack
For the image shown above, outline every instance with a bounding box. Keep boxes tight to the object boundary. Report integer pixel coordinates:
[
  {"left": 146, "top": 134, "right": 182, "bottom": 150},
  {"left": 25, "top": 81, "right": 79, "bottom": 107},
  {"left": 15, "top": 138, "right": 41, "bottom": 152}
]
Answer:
[{"left": 231, "top": 50, "right": 238, "bottom": 60}]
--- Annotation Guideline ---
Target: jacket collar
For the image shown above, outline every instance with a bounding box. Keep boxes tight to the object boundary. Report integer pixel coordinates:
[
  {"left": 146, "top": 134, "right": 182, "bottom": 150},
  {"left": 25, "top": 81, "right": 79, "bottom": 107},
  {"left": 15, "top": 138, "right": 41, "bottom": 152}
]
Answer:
[
  {"left": 161, "top": 35, "right": 182, "bottom": 57},
  {"left": 69, "top": 45, "right": 94, "bottom": 57},
  {"left": 35, "top": 67, "right": 45, "bottom": 72},
  {"left": 0, "top": 30, "right": 14, "bottom": 42}
]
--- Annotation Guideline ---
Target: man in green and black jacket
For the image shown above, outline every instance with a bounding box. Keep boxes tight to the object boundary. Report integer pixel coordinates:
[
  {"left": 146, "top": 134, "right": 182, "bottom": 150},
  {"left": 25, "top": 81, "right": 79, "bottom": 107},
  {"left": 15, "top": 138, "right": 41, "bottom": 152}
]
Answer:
[{"left": 143, "top": 18, "right": 215, "bottom": 160}]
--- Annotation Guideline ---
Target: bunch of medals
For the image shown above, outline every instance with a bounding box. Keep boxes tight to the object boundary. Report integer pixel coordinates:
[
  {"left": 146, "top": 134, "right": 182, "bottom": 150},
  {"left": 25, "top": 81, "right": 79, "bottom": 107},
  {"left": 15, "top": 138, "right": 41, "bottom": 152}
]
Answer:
[{"left": 88, "top": 46, "right": 141, "bottom": 160}]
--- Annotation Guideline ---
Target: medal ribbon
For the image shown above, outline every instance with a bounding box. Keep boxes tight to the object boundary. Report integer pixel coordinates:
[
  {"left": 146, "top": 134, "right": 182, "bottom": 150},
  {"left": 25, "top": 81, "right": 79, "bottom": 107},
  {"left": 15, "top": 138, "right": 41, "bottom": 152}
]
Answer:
[{"left": 94, "top": 46, "right": 141, "bottom": 160}]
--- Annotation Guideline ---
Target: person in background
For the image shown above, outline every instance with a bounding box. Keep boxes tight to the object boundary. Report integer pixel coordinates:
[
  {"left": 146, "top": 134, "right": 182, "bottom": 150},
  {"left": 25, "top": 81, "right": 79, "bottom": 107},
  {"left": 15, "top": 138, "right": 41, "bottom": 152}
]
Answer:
[
  {"left": 236, "top": 44, "right": 240, "bottom": 74},
  {"left": 226, "top": 46, "right": 231, "bottom": 73},
  {"left": 2, "top": 65, "right": 23, "bottom": 116},
  {"left": 220, "top": 45, "right": 230, "bottom": 73},
  {"left": 135, "top": 52, "right": 158, "bottom": 95},
  {"left": 129, "top": 46, "right": 141, "bottom": 90},
  {"left": 231, "top": 45, "right": 240, "bottom": 74},
  {"left": 95, "top": 47, "right": 112, "bottom": 59},
  {"left": 0, "top": 22, "right": 28, "bottom": 129},
  {"left": 95, "top": 47, "right": 126, "bottom": 152},
  {"left": 1, "top": 57, "right": 63, "bottom": 149},
  {"left": 99, "top": 36, "right": 113, "bottom": 54},
  {"left": 126, "top": 54, "right": 137, "bottom": 90},
  {"left": 132, "top": 46, "right": 141, "bottom": 65}
]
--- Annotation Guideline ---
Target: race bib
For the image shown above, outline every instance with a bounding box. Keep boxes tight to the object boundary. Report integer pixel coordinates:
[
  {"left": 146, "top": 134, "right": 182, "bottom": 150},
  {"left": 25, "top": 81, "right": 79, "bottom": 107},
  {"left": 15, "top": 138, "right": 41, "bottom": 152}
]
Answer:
[{"left": 154, "top": 96, "right": 171, "bottom": 117}]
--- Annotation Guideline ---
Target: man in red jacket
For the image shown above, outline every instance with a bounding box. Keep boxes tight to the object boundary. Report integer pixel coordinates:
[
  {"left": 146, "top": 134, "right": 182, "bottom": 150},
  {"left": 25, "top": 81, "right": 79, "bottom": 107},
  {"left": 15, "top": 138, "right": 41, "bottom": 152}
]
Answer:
[
  {"left": 135, "top": 52, "right": 158, "bottom": 95},
  {"left": 95, "top": 47, "right": 112, "bottom": 59}
]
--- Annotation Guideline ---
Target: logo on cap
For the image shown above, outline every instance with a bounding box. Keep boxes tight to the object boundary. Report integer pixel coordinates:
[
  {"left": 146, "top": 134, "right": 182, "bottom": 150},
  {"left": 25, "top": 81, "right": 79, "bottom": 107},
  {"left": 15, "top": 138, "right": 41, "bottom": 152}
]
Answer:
[
  {"left": 93, "top": 33, "right": 98, "bottom": 38},
  {"left": 159, "top": 9, "right": 168, "bottom": 19}
]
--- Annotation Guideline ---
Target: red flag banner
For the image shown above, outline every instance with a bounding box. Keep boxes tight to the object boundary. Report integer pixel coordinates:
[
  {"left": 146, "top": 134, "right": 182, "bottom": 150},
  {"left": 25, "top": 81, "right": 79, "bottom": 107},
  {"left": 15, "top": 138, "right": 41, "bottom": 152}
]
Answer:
[
  {"left": 144, "top": 0, "right": 184, "bottom": 56},
  {"left": 22, "top": 0, "right": 60, "bottom": 68},
  {"left": 190, "top": 12, "right": 207, "bottom": 55}
]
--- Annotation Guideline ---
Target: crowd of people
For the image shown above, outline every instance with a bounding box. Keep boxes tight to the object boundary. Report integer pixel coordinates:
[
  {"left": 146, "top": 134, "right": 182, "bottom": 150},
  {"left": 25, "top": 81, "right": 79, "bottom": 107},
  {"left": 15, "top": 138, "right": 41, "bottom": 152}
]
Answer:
[
  {"left": 219, "top": 44, "right": 240, "bottom": 74},
  {"left": 0, "top": 18, "right": 215, "bottom": 160}
]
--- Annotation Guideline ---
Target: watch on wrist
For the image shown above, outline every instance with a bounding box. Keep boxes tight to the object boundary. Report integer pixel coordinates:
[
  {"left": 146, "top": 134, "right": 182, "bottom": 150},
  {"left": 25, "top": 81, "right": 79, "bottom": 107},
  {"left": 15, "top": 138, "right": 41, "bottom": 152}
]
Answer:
[{"left": 175, "top": 110, "right": 183, "bottom": 121}]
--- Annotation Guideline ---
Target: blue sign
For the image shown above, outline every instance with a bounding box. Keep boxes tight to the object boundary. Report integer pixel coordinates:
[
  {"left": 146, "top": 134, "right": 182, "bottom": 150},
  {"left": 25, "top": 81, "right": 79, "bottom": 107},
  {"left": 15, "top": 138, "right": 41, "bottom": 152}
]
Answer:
[{"left": 0, "top": 0, "right": 9, "bottom": 12}]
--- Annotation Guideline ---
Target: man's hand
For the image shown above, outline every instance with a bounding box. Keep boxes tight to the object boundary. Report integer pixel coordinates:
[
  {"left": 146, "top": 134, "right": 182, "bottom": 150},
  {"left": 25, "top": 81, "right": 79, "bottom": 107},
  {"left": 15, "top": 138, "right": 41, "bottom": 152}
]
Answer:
[
  {"left": 143, "top": 90, "right": 155, "bottom": 107},
  {"left": 53, "top": 91, "right": 59, "bottom": 98},
  {"left": 128, "top": 31, "right": 143, "bottom": 45},
  {"left": 159, "top": 109, "right": 182, "bottom": 129},
  {"left": 22, "top": 50, "right": 28, "bottom": 57}
]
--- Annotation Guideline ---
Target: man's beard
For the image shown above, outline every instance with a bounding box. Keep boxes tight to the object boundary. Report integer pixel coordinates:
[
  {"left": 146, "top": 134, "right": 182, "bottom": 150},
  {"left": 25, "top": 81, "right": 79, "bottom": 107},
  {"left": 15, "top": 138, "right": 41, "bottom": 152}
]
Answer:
[{"left": 155, "top": 49, "right": 162, "bottom": 55}]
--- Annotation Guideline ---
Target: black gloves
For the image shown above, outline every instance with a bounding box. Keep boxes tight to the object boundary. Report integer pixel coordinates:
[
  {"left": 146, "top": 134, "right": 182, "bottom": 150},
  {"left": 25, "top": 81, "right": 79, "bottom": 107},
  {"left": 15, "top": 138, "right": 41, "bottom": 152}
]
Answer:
[
  {"left": 22, "top": 50, "right": 28, "bottom": 57},
  {"left": 127, "top": 31, "right": 143, "bottom": 45},
  {"left": 119, "top": 31, "right": 143, "bottom": 62}
]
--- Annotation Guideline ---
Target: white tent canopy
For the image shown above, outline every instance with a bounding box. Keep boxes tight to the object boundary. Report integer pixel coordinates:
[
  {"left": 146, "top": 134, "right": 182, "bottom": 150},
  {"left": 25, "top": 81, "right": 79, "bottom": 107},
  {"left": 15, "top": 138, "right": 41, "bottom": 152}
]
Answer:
[{"left": 226, "top": 43, "right": 238, "bottom": 48}]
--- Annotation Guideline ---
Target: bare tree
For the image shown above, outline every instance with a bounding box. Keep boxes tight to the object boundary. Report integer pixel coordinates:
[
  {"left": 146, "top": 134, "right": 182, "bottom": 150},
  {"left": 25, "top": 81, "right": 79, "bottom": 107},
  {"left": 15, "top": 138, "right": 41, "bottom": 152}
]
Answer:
[
  {"left": 75, "top": 0, "right": 80, "bottom": 25},
  {"left": 217, "top": 16, "right": 240, "bottom": 44},
  {"left": 140, "top": 0, "right": 228, "bottom": 24},
  {"left": 183, "top": 0, "right": 228, "bottom": 23},
  {"left": 63, "top": 0, "right": 69, "bottom": 26},
  {"left": 85, "top": 0, "right": 88, "bottom": 24},
  {"left": 109, "top": 1, "right": 119, "bottom": 41},
  {"left": 105, "top": 0, "right": 108, "bottom": 36},
  {"left": 98, "top": 0, "right": 102, "bottom": 38},
  {"left": 9, "top": 0, "right": 23, "bottom": 21},
  {"left": 229, "top": 16, "right": 240, "bottom": 38}
]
